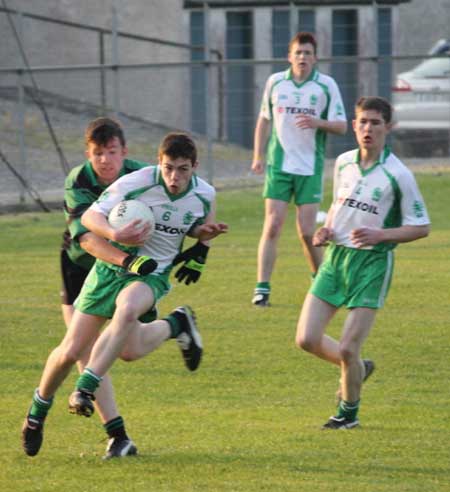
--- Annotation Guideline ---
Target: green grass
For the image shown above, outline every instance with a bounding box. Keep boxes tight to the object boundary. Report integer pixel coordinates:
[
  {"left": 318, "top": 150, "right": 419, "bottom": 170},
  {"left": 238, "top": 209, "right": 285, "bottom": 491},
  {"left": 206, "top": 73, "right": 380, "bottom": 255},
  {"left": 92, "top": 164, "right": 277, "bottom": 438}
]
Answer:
[{"left": 1, "top": 173, "right": 450, "bottom": 491}]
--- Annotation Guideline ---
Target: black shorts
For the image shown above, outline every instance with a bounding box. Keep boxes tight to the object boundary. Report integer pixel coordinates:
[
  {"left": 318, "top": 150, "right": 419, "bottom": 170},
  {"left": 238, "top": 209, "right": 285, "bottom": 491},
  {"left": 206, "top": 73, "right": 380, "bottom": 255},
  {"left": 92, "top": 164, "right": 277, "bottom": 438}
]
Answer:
[{"left": 60, "top": 249, "right": 89, "bottom": 305}]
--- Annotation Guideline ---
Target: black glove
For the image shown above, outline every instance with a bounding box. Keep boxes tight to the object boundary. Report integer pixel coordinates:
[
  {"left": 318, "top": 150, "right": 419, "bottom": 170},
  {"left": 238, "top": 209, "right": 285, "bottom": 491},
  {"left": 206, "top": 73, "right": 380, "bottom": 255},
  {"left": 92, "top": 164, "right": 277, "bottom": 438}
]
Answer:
[
  {"left": 122, "top": 255, "right": 157, "bottom": 276},
  {"left": 173, "top": 242, "right": 209, "bottom": 285}
]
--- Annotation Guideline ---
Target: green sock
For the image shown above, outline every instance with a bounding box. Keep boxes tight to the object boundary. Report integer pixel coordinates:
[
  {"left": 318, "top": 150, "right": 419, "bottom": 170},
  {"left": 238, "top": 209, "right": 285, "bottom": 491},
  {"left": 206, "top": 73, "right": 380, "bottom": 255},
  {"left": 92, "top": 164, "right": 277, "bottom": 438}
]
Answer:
[
  {"left": 104, "top": 415, "right": 128, "bottom": 441},
  {"left": 164, "top": 313, "right": 183, "bottom": 339},
  {"left": 29, "top": 388, "right": 53, "bottom": 420},
  {"left": 255, "top": 282, "right": 270, "bottom": 294},
  {"left": 337, "top": 399, "right": 360, "bottom": 421},
  {"left": 76, "top": 368, "right": 102, "bottom": 394}
]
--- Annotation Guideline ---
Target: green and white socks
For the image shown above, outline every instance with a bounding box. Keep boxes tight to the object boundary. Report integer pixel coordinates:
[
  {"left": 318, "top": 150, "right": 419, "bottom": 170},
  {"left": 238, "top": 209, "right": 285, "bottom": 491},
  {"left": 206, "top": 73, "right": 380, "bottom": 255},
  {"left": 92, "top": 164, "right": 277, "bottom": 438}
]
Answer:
[
  {"left": 28, "top": 388, "right": 54, "bottom": 421},
  {"left": 75, "top": 367, "right": 102, "bottom": 394},
  {"left": 104, "top": 415, "right": 129, "bottom": 441},
  {"left": 336, "top": 399, "right": 360, "bottom": 422},
  {"left": 254, "top": 281, "right": 270, "bottom": 297}
]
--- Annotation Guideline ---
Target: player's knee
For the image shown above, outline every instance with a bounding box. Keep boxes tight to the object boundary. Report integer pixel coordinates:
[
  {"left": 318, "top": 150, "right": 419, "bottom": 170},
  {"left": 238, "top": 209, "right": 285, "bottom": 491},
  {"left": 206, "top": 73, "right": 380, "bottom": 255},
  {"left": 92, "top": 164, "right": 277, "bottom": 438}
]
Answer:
[
  {"left": 264, "top": 218, "right": 284, "bottom": 239},
  {"left": 339, "top": 343, "right": 357, "bottom": 364},
  {"left": 115, "top": 301, "right": 141, "bottom": 325},
  {"left": 296, "top": 334, "right": 318, "bottom": 353},
  {"left": 58, "top": 344, "right": 82, "bottom": 367}
]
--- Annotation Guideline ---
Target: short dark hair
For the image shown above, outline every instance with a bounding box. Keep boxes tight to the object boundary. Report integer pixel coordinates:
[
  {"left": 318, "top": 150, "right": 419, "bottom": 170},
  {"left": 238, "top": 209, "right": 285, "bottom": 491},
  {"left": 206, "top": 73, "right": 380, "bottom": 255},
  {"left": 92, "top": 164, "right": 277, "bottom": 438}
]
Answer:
[
  {"left": 355, "top": 97, "right": 393, "bottom": 124},
  {"left": 85, "top": 117, "right": 126, "bottom": 147},
  {"left": 158, "top": 132, "right": 197, "bottom": 165},
  {"left": 288, "top": 31, "right": 317, "bottom": 55}
]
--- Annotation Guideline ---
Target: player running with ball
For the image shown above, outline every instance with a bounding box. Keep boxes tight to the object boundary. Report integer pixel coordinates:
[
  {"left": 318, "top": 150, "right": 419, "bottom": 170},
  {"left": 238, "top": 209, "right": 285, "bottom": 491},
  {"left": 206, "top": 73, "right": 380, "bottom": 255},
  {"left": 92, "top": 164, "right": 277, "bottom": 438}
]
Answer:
[
  {"left": 22, "top": 132, "right": 227, "bottom": 458},
  {"left": 67, "top": 132, "right": 226, "bottom": 418},
  {"left": 295, "top": 97, "right": 430, "bottom": 429}
]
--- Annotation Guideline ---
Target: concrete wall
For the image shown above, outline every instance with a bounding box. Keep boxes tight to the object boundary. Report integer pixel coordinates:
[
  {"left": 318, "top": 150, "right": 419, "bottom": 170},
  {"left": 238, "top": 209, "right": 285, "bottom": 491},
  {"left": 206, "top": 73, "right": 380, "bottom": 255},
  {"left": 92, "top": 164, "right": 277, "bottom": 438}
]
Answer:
[
  {"left": 0, "top": 0, "right": 191, "bottom": 129},
  {"left": 1, "top": 0, "right": 188, "bottom": 64},
  {"left": 2, "top": 0, "right": 449, "bottom": 137}
]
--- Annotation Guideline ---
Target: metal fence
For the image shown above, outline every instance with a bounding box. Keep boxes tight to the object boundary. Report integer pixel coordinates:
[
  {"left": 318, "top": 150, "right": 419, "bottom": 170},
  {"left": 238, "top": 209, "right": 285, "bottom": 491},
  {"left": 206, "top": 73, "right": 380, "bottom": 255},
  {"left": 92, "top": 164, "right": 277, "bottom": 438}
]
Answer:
[
  {"left": 1, "top": 56, "right": 449, "bottom": 209},
  {"left": 1, "top": 4, "right": 449, "bottom": 209}
]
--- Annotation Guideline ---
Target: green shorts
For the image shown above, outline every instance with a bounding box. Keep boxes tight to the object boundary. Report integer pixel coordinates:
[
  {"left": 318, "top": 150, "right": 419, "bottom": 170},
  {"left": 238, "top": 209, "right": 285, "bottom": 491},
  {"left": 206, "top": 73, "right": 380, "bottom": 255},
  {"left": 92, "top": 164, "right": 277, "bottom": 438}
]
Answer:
[
  {"left": 263, "top": 165, "right": 323, "bottom": 205},
  {"left": 311, "top": 244, "right": 394, "bottom": 309},
  {"left": 74, "top": 262, "right": 170, "bottom": 319}
]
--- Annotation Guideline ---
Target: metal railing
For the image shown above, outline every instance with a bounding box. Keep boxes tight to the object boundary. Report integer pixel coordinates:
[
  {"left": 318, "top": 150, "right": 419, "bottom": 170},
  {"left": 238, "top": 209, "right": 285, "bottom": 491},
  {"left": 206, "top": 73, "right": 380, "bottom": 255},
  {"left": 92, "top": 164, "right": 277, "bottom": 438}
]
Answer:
[{"left": 1, "top": 5, "right": 449, "bottom": 208}]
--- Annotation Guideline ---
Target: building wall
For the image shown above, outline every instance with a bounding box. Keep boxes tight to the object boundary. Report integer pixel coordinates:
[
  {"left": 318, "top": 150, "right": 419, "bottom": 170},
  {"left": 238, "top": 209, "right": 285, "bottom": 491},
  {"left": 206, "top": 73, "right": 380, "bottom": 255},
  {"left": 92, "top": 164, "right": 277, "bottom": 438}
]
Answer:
[
  {"left": 4, "top": 0, "right": 449, "bottom": 65},
  {"left": 1, "top": 0, "right": 188, "bottom": 64},
  {"left": 2, "top": 1, "right": 449, "bottom": 141},
  {"left": 0, "top": 0, "right": 191, "bottom": 129}
]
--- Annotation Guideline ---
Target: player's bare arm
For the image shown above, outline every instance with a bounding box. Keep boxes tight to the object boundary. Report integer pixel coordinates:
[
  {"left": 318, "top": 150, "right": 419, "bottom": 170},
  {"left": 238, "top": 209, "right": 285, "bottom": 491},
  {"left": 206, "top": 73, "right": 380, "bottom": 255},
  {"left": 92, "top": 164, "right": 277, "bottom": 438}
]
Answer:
[
  {"left": 186, "top": 201, "right": 228, "bottom": 242},
  {"left": 350, "top": 224, "right": 430, "bottom": 248},
  {"left": 79, "top": 232, "right": 130, "bottom": 265},
  {"left": 188, "top": 203, "right": 228, "bottom": 243},
  {"left": 82, "top": 209, "right": 150, "bottom": 246},
  {"left": 80, "top": 210, "right": 156, "bottom": 275},
  {"left": 192, "top": 222, "right": 228, "bottom": 242},
  {"left": 251, "top": 116, "right": 271, "bottom": 174},
  {"left": 295, "top": 115, "right": 347, "bottom": 135}
]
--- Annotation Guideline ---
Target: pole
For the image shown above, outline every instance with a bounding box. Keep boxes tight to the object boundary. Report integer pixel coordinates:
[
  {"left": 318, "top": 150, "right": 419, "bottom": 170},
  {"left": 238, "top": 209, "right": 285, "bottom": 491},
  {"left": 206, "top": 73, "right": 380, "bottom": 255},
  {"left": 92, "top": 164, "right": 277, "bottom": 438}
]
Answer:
[
  {"left": 99, "top": 31, "right": 106, "bottom": 113},
  {"left": 111, "top": 0, "right": 120, "bottom": 115},
  {"left": 289, "top": 1, "right": 297, "bottom": 38},
  {"left": 203, "top": 2, "right": 213, "bottom": 184},
  {"left": 16, "top": 11, "right": 26, "bottom": 203}
]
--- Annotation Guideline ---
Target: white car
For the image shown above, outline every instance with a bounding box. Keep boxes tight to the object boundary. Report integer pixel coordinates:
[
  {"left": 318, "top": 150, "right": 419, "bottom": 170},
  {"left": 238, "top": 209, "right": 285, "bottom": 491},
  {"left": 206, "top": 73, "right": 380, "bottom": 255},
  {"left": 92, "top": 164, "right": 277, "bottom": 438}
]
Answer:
[{"left": 392, "top": 40, "right": 450, "bottom": 156}]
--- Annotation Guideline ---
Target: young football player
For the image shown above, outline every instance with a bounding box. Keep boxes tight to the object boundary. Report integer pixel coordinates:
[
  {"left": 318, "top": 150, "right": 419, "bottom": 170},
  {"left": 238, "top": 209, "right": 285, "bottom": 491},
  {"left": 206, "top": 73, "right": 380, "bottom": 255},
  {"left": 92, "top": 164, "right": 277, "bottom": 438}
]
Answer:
[
  {"left": 22, "top": 117, "right": 157, "bottom": 459},
  {"left": 22, "top": 131, "right": 226, "bottom": 459},
  {"left": 251, "top": 31, "right": 348, "bottom": 307},
  {"left": 295, "top": 97, "right": 430, "bottom": 429}
]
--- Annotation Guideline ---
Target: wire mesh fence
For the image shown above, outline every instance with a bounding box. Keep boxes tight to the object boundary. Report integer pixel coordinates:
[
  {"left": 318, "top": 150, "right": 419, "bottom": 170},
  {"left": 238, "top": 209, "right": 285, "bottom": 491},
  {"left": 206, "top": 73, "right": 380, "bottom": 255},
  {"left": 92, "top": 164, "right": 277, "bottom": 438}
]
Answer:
[{"left": 1, "top": 53, "right": 449, "bottom": 210}]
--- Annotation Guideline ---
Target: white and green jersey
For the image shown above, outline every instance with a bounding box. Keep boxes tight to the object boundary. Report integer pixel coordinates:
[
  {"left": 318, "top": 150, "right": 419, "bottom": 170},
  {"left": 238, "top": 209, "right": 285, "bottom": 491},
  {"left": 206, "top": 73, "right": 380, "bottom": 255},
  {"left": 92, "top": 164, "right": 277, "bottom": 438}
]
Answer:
[
  {"left": 260, "top": 68, "right": 346, "bottom": 176},
  {"left": 90, "top": 166, "right": 215, "bottom": 274},
  {"left": 330, "top": 147, "right": 430, "bottom": 251}
]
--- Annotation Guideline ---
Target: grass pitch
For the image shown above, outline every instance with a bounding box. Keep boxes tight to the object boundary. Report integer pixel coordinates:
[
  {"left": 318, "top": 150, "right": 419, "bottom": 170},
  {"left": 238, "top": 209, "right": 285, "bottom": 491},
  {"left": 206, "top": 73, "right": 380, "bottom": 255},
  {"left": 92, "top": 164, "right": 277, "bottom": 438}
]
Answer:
[{"left": 1, "top": 173, "right": 449, "bottom": 491}]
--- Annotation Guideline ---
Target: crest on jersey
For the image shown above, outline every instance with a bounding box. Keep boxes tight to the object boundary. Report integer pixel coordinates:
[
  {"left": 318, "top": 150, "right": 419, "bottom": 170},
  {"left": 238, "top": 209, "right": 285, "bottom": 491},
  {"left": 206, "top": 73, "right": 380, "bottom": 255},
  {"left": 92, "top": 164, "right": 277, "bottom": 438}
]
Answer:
[
  {"left": 371, "top": 187, "right": 382, "bottom": 202},
  {"left": 183, "top": 211, "right": 194, "bottom": 225}
]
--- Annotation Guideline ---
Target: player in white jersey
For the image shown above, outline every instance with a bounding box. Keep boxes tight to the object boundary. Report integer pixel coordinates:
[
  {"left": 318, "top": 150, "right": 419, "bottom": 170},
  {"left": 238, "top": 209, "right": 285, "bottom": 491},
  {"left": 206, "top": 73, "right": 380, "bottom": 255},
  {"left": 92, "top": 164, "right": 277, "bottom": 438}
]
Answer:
[
  {"left": 24, "top": 133, "right": 227, "bottom": 456},
  {"left": 295, "top": 97, "right": 430, "bottom": 429},
  {"left": 66, "top": 133, "right": 227, "bottom": 419},
  {"left": 251, "top": 32, "right": 347, "bottom": 307},
  {"left": 88, "top": 165, "right": 216, "bottom": 277}
]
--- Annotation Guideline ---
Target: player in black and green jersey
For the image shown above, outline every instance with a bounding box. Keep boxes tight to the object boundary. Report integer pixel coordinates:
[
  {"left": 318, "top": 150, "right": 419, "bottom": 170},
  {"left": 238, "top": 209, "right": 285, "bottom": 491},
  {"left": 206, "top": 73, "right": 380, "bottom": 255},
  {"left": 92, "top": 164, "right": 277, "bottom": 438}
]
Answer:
[{"left": 22, "top": 117, "right": 158, "bottom": 459}]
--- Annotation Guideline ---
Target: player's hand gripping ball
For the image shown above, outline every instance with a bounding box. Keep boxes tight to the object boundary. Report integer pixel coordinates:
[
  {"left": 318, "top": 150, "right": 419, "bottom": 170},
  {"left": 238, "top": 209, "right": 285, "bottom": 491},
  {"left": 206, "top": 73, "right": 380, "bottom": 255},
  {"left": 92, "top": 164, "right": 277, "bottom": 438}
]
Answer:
[{"left": 109, "top": 200, "right": 158, "bottom": 275}]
